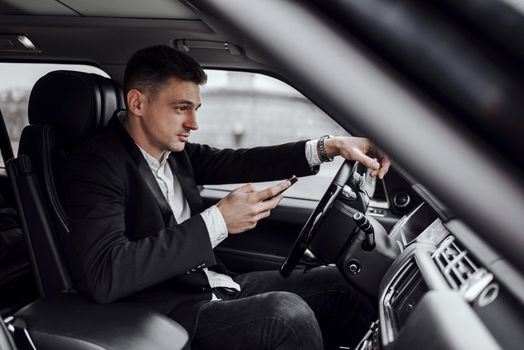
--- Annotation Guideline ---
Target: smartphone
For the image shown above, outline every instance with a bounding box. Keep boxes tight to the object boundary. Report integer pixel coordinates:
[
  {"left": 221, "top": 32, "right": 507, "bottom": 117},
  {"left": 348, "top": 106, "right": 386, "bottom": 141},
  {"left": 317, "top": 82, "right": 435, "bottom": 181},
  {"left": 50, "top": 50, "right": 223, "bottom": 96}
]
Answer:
[{"left": 265, "top": 175, "right": 298, "bottom": 201}]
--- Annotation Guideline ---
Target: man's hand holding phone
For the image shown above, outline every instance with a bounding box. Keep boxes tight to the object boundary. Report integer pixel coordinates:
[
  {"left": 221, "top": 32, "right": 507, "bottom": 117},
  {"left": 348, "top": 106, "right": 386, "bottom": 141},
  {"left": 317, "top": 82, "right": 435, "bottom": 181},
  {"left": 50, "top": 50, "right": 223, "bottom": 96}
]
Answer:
[
  {"left": 216, "top": 176, "right": 299, "bottom": 234},
  {"left": 264, "top": 175, "right": 298, "bottom": 201}
]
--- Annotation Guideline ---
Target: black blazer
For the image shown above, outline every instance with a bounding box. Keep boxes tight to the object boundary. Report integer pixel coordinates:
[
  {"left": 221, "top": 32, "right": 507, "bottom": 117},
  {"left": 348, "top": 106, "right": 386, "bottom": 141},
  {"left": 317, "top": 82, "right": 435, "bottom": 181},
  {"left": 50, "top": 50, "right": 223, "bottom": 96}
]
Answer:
[{"left": 61, "top": 116, "right": 317, "bottom": 335}]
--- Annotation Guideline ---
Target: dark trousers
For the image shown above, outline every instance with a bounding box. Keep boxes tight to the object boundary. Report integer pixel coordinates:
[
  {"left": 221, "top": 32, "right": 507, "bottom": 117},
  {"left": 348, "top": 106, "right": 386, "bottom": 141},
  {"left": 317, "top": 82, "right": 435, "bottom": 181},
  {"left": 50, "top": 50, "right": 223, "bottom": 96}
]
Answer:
[{"left": 191, "top": 266, "right": 376, "bottom": 350}]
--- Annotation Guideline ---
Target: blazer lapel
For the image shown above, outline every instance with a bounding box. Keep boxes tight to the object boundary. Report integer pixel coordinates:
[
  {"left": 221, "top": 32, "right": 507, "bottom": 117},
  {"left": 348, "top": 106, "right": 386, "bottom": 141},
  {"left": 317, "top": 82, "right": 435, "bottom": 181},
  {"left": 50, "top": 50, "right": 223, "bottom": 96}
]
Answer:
[
  {"left": 109, "top": 116, "right": 176, "bottom": 227},
  {"left": 168, "top": 152, "right": 204, "bottom": 216}
]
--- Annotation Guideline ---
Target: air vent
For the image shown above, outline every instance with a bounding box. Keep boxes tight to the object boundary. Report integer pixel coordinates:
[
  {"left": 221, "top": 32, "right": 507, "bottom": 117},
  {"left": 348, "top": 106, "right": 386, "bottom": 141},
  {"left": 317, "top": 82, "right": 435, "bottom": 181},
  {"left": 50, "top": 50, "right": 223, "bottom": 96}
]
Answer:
[
  {"left": 433, "top": 235, "right": 493, "bottom": 301},
  {"left": 380, "top": 259, "right": 428, "bottom": 346}
]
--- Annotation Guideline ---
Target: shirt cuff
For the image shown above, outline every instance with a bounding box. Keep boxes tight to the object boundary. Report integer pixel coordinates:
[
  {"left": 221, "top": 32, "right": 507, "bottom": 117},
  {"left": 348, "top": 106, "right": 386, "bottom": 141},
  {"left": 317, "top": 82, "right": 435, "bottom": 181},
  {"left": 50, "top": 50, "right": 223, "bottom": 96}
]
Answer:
[
  {"left": 305, "top": 139, "right": 322, "bottom": 167},
  {"left": 201, "top": 205, "right": 228, "bottom": 248}
]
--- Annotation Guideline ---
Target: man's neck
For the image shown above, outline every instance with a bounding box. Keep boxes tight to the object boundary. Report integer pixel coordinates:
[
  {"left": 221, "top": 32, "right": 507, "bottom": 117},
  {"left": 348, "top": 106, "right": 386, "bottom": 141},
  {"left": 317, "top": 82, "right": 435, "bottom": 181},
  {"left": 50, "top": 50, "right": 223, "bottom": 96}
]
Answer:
[{"left": 122, "top": 115, "right": 164, "bottom": 161}]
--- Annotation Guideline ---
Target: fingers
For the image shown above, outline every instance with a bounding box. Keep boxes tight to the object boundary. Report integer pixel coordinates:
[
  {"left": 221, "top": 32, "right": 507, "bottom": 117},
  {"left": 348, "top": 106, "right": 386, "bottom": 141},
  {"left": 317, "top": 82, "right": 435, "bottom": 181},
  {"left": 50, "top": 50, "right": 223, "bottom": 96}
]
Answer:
[
  {"left": 241, "top": 210, "right": 271, "bottom": 232},
  {"left": 252, "top": 180, "right": 290, "bottom": 202},
  {"left": 254, "top": 209, "right": 272, "bottom": 222},
  {"left": 240, "top": 200, "right": 277, "bottom": 232},
  {"left": 221, "top": 182, "right": 286, "bottom": 234},
  {"left": 341, "top": 138, "right": 391, "bottom": 179},
  {"left": 236, "top": 201, "right": 276, "bottom": 232},
  {"left": 258, "top": 193, "right": 283, "bottom": 211},
  {"left": 352, "top": 148, "right": 380, "bottom": 171},
  {"left": 377, "top": 154, "right": 391, "bottom": 179},
  {"left": 369, "top": 146, "right": 391, "bottom": 179},
  {"left": 235, "top": 183, "right": 256, "bottom": 193}
]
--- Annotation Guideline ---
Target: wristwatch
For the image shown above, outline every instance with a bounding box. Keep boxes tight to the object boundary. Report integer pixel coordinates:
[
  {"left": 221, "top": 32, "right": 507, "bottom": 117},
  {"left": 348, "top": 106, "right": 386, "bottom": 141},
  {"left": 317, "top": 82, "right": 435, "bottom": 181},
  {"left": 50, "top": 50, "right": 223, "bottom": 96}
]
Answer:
[{"left": 317, "top": 135, "right": 334, "bottom": 162}]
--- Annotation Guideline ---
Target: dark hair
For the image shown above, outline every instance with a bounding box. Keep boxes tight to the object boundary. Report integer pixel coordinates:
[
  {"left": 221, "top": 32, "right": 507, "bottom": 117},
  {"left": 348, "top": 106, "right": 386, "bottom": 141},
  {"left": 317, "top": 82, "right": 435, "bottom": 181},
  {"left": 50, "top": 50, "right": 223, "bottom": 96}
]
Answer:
[{"left": 123, "top": 45, "right": 207, "bottom": 101}]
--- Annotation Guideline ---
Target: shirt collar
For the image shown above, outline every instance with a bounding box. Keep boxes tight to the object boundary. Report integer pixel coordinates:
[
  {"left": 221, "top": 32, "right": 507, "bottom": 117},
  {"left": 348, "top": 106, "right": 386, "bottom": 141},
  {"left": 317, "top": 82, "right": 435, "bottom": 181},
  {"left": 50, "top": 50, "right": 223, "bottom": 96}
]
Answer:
[{"left": 136, "top": 144, "right": 171, "bottom": 171}]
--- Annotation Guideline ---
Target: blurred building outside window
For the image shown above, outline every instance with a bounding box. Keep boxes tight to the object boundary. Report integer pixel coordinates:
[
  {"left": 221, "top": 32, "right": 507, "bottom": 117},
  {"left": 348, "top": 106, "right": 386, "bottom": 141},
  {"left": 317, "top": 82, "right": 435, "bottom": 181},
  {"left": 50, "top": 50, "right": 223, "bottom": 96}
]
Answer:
[{"left": 194, "top": 70, "right": 350, "bottom": 201}]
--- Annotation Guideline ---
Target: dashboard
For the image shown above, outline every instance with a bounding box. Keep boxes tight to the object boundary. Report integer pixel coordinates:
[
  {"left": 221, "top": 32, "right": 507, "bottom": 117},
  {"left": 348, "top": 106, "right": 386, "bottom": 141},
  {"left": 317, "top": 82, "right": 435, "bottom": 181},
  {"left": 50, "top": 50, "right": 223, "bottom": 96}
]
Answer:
[{"left": 354, "top": 187, "right": 524, "bottom": 350}]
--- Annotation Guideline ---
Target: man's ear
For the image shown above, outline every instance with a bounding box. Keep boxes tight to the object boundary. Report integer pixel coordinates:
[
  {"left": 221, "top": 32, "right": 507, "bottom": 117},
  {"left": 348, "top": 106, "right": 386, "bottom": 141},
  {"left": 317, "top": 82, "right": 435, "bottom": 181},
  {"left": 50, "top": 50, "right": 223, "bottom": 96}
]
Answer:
[{"left": 127, "top": 89, "right": 145, "bottom": 116}]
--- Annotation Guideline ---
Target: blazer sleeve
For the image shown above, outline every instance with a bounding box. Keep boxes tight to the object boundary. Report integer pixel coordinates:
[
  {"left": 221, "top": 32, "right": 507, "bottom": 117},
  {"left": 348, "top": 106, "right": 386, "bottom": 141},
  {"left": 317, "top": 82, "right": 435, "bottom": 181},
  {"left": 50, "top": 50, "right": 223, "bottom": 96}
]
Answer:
[
  {"left": 61, "top": 150, "right": 216, "bottom": 304},
  {"left": 185, "top": 140, "right": 319, "bottom": 185}
]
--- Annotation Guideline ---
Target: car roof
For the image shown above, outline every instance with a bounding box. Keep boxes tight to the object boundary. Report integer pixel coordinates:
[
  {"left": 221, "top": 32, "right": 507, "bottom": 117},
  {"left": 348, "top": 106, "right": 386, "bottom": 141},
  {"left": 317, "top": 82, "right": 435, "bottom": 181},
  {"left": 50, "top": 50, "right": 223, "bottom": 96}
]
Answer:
[{"left": 0, "top": 0, "right": 270, "bottom": 82}]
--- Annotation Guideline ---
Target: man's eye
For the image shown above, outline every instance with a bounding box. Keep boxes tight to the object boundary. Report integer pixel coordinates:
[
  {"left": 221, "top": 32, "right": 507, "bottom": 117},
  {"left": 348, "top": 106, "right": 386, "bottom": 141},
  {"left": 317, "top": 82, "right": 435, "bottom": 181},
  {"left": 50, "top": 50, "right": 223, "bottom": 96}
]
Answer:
[{"left": 176, "top": 106, "right": 188, "bottom": 112}]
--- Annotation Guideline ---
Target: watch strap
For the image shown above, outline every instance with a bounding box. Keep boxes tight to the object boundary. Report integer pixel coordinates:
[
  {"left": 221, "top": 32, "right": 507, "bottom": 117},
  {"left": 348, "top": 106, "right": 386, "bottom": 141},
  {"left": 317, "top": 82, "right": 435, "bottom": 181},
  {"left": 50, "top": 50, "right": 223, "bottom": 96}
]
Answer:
[{"left": 317, "top": 135, "right": 334, "bottom": 162}]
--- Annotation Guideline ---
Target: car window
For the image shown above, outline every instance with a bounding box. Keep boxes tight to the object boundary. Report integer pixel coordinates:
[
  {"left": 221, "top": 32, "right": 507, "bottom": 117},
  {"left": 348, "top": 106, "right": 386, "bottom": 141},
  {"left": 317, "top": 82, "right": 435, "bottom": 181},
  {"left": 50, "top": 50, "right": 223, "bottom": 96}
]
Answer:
[
  {"left": 191, "top": 70, "right": 350, "bottom": 201},
  {"left": 0, "top": 63, "right": 109, "bottom": 167}
]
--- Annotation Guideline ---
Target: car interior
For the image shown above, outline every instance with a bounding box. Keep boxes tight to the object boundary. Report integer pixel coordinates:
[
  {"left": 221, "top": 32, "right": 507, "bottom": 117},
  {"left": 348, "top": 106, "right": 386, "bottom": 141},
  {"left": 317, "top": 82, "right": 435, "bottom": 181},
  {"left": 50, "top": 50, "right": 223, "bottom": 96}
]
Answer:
[{"left": 0, "top": 0, "right": 523, "bottom": 349}]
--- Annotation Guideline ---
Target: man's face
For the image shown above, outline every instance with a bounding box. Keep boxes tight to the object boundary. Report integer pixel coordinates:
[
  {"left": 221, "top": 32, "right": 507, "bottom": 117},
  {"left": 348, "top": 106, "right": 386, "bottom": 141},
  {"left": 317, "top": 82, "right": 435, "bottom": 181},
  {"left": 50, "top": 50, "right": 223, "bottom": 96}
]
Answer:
[{"left": 137, "top": 77, "right": 201, "bottom": 154}]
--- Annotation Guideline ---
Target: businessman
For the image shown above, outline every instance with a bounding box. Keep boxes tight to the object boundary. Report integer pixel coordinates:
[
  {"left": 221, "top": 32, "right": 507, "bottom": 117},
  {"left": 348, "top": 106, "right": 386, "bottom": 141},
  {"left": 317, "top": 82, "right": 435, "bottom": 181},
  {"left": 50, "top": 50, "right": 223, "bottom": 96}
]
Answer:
[{"left": 62, "top": 45, "right": 390, "bottom": 350}]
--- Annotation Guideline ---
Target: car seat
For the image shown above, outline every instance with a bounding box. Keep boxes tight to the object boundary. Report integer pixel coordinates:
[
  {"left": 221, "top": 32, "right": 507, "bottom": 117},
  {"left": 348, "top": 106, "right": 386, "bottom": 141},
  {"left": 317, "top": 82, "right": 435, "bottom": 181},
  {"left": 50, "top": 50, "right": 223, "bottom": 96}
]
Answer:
[{"left": 6, "top": 70, "right": 189, "bottom": 350}]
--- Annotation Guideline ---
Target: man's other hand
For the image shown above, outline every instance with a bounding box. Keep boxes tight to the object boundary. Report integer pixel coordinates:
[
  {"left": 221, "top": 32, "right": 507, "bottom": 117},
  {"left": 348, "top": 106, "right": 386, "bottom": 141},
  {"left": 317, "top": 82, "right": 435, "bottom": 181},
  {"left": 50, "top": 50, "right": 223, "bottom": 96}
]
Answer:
[
  {"left": 216, "top": 180, "right": 291, "bottom": 234},
  {"left": 324, "top": 136, "right": 391, "bottom": 179}
]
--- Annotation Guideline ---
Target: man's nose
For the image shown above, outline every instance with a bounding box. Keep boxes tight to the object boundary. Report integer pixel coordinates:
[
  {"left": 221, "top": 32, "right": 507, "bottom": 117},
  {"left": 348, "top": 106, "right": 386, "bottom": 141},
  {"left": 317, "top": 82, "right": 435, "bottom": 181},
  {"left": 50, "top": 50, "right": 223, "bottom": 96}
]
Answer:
[{"left": 184, "top": 111, "right": 199, "bottom": 130}]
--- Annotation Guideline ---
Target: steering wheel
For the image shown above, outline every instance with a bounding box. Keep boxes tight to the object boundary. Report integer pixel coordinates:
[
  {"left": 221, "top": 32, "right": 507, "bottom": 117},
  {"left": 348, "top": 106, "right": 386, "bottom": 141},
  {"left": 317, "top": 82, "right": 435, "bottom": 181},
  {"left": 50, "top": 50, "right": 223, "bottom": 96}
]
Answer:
[{"left": 280, "top": 160, "right": 361, "bottom": 277}]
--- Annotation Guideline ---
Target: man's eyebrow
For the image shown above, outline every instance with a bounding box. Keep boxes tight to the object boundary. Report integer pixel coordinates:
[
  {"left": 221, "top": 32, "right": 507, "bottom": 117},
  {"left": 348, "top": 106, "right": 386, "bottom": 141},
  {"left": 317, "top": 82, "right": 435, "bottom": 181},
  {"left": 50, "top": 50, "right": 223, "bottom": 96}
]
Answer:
[
  {"left": 170, "top": 100, "right": 194, "bottom": 106},
  {"left": 169, "top": 100, "right": 202, "bottom": 109}
]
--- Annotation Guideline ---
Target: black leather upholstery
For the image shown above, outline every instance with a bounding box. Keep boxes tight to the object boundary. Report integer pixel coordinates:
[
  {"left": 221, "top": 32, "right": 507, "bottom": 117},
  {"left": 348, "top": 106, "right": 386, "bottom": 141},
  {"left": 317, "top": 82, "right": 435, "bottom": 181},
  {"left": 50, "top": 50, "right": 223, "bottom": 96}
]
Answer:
[
  {"left": 27, "top": 70, "right": 124, "bottom": 148},
  {"left": 17, "top": 71, "right": 125, "bottom": 295},
  {"left": 7, "top": 154, "right": 73, "bottom": 296},
  {"left": 8, "top": 70, "right": 189, "bottom": 349},
  {"left": 15, "top": 293, "right": 189, "bottom": 350}
]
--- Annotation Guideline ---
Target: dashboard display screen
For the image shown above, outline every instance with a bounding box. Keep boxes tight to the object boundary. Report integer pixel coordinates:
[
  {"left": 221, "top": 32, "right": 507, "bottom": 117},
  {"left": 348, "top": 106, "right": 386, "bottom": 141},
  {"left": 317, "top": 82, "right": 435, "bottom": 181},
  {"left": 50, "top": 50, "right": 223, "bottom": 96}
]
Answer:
[{"left": 390, "top": 202, "right": 439, "bottom": 248}]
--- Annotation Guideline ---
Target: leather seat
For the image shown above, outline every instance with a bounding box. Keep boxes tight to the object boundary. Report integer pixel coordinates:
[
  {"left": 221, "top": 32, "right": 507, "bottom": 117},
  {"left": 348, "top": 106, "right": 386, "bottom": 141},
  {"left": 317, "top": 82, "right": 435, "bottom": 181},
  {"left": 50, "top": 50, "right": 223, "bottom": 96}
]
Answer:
[
  {"left": 18, "top": 70, "right": 125, "bottom": 295},
  {"left": 7, "top": 70, "right": 189, "bottom": 350}
]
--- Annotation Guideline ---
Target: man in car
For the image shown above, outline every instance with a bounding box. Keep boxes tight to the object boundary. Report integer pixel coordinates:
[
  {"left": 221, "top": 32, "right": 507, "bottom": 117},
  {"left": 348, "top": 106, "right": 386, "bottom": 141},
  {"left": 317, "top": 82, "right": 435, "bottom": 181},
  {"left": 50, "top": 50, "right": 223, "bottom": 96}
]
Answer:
[{"left": 62, "top": 45, "right": 390, "bottom": 350}]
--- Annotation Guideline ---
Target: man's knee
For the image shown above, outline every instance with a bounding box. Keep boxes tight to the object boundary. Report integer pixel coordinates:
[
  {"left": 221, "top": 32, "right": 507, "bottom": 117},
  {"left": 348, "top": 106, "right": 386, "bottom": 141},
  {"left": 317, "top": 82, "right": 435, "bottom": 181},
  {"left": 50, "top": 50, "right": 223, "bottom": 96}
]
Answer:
[
  {"left": 266, "top": 292, "right": 314, "bottom": 322},
  {"left": 262, "top": 292, "right": 322, "bottom": 348}
]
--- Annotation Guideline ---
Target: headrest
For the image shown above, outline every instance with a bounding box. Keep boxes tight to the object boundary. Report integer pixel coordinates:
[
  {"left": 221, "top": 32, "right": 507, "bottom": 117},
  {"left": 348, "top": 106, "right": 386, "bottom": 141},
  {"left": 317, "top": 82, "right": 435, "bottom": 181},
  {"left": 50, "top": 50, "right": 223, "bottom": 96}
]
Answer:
[{"left": 28, "top": 70, "right": 125, "bottom": 147}]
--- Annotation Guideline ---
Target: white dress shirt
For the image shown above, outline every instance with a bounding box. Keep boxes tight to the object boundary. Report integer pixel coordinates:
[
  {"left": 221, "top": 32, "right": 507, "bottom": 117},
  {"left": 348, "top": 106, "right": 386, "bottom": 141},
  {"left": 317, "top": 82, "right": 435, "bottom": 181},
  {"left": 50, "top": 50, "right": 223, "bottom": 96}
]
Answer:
[{"left": 137, "top": 140, "right": 322, "bottom": 300}]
